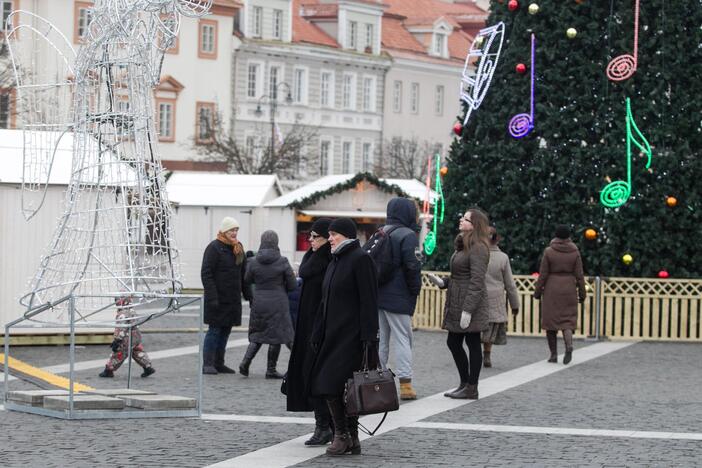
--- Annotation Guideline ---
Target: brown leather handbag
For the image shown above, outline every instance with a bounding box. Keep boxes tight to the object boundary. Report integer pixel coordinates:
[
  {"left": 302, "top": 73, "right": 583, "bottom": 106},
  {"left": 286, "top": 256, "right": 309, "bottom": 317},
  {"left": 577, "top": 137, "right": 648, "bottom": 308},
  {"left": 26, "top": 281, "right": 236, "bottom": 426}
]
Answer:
[{"left": 344, "top": 344, "right": 399, "bottom": 427}]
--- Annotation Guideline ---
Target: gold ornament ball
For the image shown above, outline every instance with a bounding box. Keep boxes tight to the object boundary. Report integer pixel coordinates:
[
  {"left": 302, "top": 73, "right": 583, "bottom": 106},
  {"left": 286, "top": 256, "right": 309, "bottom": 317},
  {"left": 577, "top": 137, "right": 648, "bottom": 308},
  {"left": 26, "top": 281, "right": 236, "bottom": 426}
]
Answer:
[
  {"left": 666, "top": 196, "right": 677, "bottom": 207},
  {"left": 584, "top": 228, "right": 597, "bottom": 241},
  {"left": 566, "top": 28, "right": 578, "bottom": 39},
  {"left": 622, "top": 254, "right": 633, "bottom": 265},
  {"left": 440, "top": 166, "right": 449, "bottom": 176},
  {"left": 528, "top": 3, "right": 539, "bottom": 14}
]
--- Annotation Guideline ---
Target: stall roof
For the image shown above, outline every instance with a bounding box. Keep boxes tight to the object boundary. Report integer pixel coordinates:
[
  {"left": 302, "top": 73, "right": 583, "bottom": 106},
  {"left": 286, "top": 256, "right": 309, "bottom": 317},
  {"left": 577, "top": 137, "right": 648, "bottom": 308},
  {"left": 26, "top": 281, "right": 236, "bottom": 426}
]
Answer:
[
  {"left": 167, "top": 171, "right": 283, "bottom": 207},
  {"left": 264, "top": 174, "right": 437, "bottom": 208}
]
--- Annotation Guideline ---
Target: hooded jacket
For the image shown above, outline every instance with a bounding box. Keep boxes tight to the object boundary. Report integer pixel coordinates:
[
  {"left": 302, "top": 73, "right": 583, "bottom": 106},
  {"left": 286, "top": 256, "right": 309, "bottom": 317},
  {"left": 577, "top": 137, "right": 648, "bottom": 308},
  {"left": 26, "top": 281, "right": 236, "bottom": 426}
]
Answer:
[
  {"left": 533, "top": 238, "right": 587, "bottom": 330},
  {"left": 377, "top": 198, "right": 422, "bottom": 315}
]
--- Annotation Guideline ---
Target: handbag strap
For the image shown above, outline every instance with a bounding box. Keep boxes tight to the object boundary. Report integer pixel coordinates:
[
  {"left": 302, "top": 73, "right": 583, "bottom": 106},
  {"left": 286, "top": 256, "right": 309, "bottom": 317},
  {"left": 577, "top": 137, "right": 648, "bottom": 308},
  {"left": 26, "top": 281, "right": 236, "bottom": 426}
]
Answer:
[{"left": 357, "top": 412, "right": 388, "bottom": 436}]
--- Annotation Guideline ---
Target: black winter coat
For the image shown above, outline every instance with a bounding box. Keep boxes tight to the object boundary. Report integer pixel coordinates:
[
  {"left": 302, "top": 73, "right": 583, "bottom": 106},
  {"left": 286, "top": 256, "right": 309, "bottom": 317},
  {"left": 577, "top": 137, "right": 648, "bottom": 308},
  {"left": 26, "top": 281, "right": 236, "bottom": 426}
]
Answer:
[
  {"left": 378, "top": 198, "right": 422, "bottom": 315},
  {"left": 245, "top": 248, "right": 297, "bottom": 344},
  {"left": 201, "top": 239, "right": 252, "bottom": 327},
  {"left": 309, "top": 240, "right": 379, "bottom": 397},
  {"left": 286, "top": 242, "right": 331, "bottom": 411}
]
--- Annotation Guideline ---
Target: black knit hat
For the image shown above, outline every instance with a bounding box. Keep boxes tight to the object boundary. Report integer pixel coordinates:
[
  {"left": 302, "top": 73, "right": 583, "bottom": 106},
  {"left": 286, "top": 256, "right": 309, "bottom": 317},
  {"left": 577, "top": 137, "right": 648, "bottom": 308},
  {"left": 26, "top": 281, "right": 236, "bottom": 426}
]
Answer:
[
  {"left": 310, "top": 218, "right": 332, "bottom": 239},
  {"left": 328, "top": 218, "right": 357, "bottom": 239},
  {"left": 555, "top": 224, "right": 571, "bottom": 239}
]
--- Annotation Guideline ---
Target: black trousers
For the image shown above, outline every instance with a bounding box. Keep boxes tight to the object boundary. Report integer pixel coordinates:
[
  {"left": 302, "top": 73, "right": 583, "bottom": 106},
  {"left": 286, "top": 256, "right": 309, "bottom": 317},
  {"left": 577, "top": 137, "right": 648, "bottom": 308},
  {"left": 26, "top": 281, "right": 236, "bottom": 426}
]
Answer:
[{"left": 446, "top": 331, "right": 482, "bottom": 385}]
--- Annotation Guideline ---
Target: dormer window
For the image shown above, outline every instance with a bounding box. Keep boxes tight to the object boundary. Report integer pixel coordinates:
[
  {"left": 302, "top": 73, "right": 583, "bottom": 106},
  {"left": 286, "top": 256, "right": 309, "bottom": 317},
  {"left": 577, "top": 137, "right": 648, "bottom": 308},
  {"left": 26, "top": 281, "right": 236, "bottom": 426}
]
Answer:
[
  {"left": 273, "top": 9, "right": 283, "bottom": 40},
  {"left": 348, "top": 21, "right": 357, "bottom": 49},
  {"left": 433, "top": 33, "right": 447, "bottom": 58}
]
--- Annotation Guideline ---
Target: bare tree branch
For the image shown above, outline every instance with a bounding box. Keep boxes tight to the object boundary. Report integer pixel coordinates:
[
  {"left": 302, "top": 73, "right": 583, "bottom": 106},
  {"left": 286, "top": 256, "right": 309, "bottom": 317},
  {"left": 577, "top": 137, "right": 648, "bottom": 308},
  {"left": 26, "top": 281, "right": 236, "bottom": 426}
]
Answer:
[{"left": 376, "top": 136, "right": 439, "bottom": 180}]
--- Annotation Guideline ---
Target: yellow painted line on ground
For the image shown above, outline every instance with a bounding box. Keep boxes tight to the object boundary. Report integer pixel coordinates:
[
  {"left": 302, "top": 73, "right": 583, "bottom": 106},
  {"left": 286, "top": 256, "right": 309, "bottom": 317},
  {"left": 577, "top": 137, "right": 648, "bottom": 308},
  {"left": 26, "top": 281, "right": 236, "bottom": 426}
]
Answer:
[{"left": 0, "top": 354, "right": 94, "bottom": 392}]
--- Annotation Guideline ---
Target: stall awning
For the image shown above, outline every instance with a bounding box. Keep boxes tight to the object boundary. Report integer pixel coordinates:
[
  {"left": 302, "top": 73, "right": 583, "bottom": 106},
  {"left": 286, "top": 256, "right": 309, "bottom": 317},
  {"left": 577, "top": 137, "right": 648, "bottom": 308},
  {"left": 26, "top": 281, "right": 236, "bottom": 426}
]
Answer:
[{"left": 299, "top": 210, "right": 387, "bottom": 219}]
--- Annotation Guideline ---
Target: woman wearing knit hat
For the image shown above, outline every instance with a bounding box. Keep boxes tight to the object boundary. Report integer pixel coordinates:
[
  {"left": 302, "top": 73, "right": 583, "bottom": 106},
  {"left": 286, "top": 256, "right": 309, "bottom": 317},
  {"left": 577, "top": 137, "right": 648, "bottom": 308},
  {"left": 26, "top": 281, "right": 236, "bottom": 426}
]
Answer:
[
  {"left": 286, "top": 218, "right": 334, "bottom": 446},
  {"left": 200, "top": 217, "right": 253, "bottom": 375},
  {"left": 308, "top": 217, "right": 379, "bottom": 456},
  {"left": 239, "top": 230, "right": 297, "bottom": 379}
]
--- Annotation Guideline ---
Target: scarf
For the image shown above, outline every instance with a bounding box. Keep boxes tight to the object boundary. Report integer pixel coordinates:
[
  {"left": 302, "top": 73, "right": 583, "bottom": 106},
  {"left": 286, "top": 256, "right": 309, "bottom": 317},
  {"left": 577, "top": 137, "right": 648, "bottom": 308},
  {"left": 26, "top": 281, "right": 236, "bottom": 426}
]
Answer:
[{"left": 216, "top": 232, "right": 245, "bottom": 265}]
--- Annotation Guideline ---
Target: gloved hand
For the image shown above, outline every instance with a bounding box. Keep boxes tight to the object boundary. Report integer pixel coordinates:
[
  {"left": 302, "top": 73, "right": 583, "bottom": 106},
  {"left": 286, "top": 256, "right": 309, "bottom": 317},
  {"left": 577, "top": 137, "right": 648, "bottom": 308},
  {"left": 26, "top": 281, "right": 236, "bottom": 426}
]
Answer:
[
  {"left": 511, "top": 308, "right": 519, "bottom": 315},
  {"left": 427, "top": 273, "right": 445, "bottom": 288},
  {"left": 110, "top": 339, "right": 122, "bottom": 352}
]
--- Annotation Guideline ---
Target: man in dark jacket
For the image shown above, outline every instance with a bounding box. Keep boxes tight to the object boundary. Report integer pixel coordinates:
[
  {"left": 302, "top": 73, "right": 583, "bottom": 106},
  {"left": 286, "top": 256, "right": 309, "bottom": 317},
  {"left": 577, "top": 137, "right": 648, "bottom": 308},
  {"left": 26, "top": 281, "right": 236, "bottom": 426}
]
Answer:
[
  {"left": 200, "top": 217, "right": 253, "bottom": 375},
  {"left": 378, "top": 198, "right": 422, "bottom": 400}
]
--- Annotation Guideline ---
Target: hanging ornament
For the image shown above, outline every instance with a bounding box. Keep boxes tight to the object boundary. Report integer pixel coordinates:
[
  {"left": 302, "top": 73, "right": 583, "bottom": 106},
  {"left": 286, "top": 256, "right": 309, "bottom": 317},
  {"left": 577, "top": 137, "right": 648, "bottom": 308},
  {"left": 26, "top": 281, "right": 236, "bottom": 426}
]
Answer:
[
  {"left": 440, "top": 166, "right": 448, "bottom": 176},
  {"left": 566, "top": 28, "right": 578, "bottom": 39},
  {"left": 666, "top": 196, "right": 677, "bottom": 207},
  {"left": 453, "top": 122, "right": 463, "bottom": 136},
  {"left": 516, "top": 63, "right": 527, "bottom": 74},
  {"left": 508, "top": 0, "right": 519, "bottom": 11},
  {"left": 584, "top": 228, "right": 598, "bottom": 240},
  {"left": 528, "top": 3, "right": 539, "bottom": 14},
  {"left": 474, "top": 36, "right": 485, "bottom": 48},
  {"left": 657, "top": 270, "right": 669, "bottom": 279},
  {"left": 622, "top": 253, "right": 633, "bottom": 265}
]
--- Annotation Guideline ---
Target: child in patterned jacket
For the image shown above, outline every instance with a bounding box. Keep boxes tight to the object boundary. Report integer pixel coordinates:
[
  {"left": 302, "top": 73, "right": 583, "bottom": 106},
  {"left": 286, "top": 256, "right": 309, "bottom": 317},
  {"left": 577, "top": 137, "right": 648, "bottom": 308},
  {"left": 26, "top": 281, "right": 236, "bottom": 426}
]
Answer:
[{"left": 99, "top": 297, "right": 155, "bottom": 378}]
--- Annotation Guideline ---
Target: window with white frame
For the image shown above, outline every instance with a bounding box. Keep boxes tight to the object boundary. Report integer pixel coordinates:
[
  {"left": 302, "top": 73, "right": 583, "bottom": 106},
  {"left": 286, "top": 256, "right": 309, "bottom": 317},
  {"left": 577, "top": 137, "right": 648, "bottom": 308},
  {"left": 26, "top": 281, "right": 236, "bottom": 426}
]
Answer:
[
  {"left": 272, "top": 9, "right": 283, "bottom": 40},
  {"left": 433, "top": 33, "right": 446, "bottom": 57},
  {"left": 393, "top": 81, "right": 402, "bottom": 113},
  {"left": 348, "top": 21, "right": 357, "bottom": 49},
  {"left": 435, "top": 85, "right": 444, "bottom": 116},
  {"left": 320, "top": 71, "right": 333, "bottom": 108},
  {"left": 293, "top": 68, "right": 307, "bottom": 104},
  {"left": 0, "top": 92, "right": 10, "bottom": 128},
  {"left": 247, "top": 63, "right": 260, "bottom": 98},
  {"left": 342, "top": 141, "right": 353, "bottom": 173},
  {"left": 410, "top": 82, "right": 419, "bottom": 114},
  {"left": 252, "top": 6, "right": 262, "bottom": 38},
  {"left": 1, "top": 0, "right": 13, "bottom": 26},
  {"left": 157, "top": 101, "right": 174, "bottom": 140},
  {"left": 362, "top": 142, "right": 372, "bottom": 172},
  {"left": 202, "top": 23, "right": 216, "bottom": 53},
  {"left": 364, "top": 24, "right": 373, "bottom": 51},
  {"left": 362, "top": 77, "right": 375, "bottom": 112},
  {"left": 245, "top": 135, "right": 256, "bottom": 157},
  {"left": 342, "top": 74, "right": 356, "bottom": 110},
  {"left": 196, "top": 102, "right": 215, "bottom": 142},
  {"left": 269, "top": 65, "right": 280, "bottom": 100},
  {"left": 320, "top": 139, "right": 331, "bottom": 175},
  {"left": 76, "top": 3, "right": 93, "bottom": 41}
]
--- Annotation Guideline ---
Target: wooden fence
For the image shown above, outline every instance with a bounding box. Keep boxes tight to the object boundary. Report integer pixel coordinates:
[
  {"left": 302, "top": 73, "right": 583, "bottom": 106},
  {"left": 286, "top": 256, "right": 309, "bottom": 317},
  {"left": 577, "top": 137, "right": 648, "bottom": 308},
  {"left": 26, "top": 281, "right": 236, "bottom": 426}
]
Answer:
[{"left": 413, "top": 273, "right": 702, "bottom": 341}]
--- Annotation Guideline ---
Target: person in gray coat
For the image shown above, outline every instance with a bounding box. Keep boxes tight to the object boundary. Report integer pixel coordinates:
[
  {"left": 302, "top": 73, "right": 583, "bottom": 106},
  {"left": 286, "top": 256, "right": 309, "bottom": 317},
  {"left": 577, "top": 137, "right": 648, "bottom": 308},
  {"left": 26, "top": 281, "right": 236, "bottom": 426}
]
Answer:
[
  {"left": 482, "top": 227, "right": 520, "bottom": 368},
  {"left": 429, "top": 208, "right": 490, "bottom": 400},
  {"left": 239, "top": 230, "right": 297, "bottom": 379}
]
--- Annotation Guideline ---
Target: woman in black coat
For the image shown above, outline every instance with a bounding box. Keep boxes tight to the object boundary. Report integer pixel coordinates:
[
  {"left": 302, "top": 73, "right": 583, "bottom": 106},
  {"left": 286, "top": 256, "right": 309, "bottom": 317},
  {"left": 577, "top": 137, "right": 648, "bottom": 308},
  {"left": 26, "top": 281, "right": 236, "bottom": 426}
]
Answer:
[
  {"left": 201, "top": 217, "right": 252, "bottom": 375},
  {"left": 286, "top": 218, "right": 333, "bottom": 446},
  {"left": 308, "top": 218, "right": 379, "bottom": 456},
  {"left": 239, "top": 230, "right": 297, "bottom": 378}
]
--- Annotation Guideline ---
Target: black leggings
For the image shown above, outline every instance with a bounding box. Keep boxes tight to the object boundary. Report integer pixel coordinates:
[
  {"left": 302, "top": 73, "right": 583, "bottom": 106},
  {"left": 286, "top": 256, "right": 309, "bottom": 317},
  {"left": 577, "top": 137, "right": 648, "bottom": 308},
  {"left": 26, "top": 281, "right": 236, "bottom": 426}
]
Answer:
[{"left": 446, "top": 331, "right": 482, "bottom": 385}]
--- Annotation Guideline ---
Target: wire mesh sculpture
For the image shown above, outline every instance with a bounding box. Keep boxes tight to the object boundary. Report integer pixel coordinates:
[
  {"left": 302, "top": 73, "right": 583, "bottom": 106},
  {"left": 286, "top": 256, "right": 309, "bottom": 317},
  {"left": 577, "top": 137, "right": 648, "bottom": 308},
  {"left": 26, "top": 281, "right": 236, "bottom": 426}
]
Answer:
[{"left": 6, "top": 0, "right": 212, "bottom": 322}]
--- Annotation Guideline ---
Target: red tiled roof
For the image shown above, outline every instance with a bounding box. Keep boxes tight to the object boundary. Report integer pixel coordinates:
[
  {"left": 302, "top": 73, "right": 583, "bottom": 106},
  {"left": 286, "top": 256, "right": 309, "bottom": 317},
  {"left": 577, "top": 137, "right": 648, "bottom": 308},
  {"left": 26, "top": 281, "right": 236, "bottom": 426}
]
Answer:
[
  {"left": 384, "top": 0, "right": 485, "bottom": 17},
  {"left": 293, "top": 0, "right": 339, "bottom": 47},
  {"left": 447, "top": 29, "right": 473, "bottom": 61},
  {"left": 381, "top": 17, "right": 425, "bottom": 53}
]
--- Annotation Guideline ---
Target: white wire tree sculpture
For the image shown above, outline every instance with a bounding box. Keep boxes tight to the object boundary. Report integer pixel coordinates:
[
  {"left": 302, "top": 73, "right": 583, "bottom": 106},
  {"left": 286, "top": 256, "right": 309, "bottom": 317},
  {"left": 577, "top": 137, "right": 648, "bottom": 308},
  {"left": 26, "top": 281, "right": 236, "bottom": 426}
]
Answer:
[{"left": 5, "top": 0, "right": 212, "bottom": 322}]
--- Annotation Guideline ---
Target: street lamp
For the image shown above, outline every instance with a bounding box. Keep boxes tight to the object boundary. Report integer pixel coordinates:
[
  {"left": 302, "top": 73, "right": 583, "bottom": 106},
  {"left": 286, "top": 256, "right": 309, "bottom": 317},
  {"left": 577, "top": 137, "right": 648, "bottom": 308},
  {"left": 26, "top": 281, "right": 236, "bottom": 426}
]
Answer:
[{"left": 254, "top": 82, "right": 293, "bottom": 163}]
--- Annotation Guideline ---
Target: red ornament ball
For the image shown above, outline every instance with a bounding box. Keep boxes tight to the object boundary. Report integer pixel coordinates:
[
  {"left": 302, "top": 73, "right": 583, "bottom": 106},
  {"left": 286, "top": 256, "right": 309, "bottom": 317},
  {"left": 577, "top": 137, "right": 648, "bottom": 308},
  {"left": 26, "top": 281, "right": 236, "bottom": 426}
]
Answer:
[
  {"left": 453, "top": 122, "right": 463, "bottom": 136},
  {"left": 516, "top": 63, "right": 527, "bottom": 74},
  {"left": 508, "top": 0, "right": 519, "bottom": 11},
  {"left": 658, "top": 270, "right": 669, "bottom": 279},
  {"left": 666, "top": 196, "right": 677, "bottom": 207}
]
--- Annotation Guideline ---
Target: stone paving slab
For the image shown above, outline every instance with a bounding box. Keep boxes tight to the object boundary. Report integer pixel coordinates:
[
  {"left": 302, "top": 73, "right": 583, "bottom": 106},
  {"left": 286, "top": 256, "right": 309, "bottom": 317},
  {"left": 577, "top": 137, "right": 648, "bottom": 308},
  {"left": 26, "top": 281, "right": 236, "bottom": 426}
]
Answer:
[
  {"left": 123, "top": 394, "right": 197, "bottom": 409},
  {"left": 6, "top": 389, "right": 71, "bottom": 406},
  {"left": 43, "top": 395, "right": 125, "bottom": 411},
  {"left": 85, "top": 388, "right": 157, "bottom": 397}
]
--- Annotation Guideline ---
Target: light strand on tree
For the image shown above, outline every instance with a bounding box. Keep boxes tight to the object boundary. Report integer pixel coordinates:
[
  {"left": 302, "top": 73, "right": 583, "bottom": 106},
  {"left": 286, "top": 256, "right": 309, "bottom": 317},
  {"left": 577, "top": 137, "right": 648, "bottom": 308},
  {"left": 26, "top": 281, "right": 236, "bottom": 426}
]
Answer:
[{"left": 423, "top": 154, "right": 445, "bottom": 256}]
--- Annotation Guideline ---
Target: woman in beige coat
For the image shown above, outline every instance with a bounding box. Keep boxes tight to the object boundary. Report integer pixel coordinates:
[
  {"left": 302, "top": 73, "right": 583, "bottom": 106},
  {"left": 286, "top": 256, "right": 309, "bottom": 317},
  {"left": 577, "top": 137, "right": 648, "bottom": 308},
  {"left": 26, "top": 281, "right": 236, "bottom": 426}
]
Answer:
[
  {"left": 533, "top": 225, "right": 586, "bottom": 365},
  {"left": 429, "top": 208, "right": 490, "bottom": 400},
  {"left": 482, "top": 227, "right": 520, "bottom": 368}
]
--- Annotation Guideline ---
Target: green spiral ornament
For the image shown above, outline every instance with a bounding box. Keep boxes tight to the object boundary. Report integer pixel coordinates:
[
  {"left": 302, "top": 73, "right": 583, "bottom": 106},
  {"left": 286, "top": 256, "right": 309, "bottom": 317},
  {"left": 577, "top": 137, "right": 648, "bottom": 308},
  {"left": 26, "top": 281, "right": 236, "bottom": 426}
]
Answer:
[{"left": 423, "top": 155, "right": 445, "bottom": 255}]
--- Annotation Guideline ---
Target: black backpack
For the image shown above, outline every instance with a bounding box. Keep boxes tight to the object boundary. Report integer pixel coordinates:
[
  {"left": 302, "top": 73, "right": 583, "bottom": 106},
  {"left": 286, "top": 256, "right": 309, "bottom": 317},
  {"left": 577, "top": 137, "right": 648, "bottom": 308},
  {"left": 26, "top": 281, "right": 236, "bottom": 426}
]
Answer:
[{"left": 362, "top": 225, "right": 402, "bottom": 285}]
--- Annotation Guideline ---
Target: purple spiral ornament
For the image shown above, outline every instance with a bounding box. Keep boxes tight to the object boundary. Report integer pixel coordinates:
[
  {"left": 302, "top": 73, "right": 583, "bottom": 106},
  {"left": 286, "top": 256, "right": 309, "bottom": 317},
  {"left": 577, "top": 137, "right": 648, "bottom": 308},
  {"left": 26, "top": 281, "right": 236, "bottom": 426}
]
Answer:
[{"left": 508, "top": 113, "right": 533, "bottom": 139}]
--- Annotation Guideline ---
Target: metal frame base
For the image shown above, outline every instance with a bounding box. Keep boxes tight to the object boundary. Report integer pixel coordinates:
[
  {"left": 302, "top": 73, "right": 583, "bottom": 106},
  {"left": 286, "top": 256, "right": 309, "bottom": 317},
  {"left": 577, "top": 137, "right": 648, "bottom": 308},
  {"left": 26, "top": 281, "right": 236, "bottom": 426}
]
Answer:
[{"left": 4, "top": 400, "right": 200, "bottom": 420}]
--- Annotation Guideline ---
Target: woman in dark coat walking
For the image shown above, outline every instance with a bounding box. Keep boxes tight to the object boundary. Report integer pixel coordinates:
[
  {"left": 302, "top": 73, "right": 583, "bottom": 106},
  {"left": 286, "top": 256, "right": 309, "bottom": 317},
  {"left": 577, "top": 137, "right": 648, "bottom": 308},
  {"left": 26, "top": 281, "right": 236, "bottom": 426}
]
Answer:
[
  {"left": 286, "top": 218, "right": 334, "bottom": 446},
  {"left": 533, "top": 225, "right": 586, "bottom": 364},
  {"left": 201, "top": 217, "right": 252, "bottom": 375},
  {"left": 429, "top": 208, "right": 490, "bottom": 400},
  {"left": 239, "top": 230, "right": 297, "bottom": 378},
  {"left": 308, "top": 218, "right": 379, "bottom": 456}
]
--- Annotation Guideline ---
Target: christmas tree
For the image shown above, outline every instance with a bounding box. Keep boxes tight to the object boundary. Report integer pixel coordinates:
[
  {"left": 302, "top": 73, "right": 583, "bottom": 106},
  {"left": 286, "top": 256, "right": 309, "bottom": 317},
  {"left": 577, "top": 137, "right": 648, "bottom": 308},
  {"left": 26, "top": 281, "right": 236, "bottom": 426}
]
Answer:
[{"left": 429, "top": 0, "right": 702, "bottom": 278}]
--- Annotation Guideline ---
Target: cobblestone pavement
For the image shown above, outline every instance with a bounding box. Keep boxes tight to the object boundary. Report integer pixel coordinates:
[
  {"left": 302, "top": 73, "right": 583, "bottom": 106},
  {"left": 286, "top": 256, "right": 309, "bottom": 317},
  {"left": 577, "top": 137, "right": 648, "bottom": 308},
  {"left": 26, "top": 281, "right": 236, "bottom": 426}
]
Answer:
[{"left": 1, "top": 310, "right": 701, "bottom": 467}]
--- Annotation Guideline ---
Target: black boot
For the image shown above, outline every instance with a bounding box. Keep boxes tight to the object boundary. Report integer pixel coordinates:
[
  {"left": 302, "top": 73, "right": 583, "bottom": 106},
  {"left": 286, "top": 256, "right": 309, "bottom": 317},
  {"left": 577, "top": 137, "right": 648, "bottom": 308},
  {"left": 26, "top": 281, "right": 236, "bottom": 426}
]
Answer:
[
  {"left": 346, "top": 415, "right": 361, "bottom": 455},
  {"left": 444, "top": 382, "right": 467, "bottom": 397},
  {"left": 99, "top": 367, "right": 114, "bottom": 378},
  {"left": 563, "top": 329, "right": 573, "bottom": 364},
  {"left": 546, "top": 330, "right": 558, "bottom": 363},
  {"left": 326, "top": 397, "right": 352, "bottom": 456},
  {"left": 305, "top": 403, "right": 333, "bottom": 446},
  {"left": 265, "top": 344, "right": 284, "bottom": 379},
  {"left": 141, "top": 367, "right": 155, "bottom": 378},
  {"left": 203, "top": 351, "right": 218, "bottom": 375},
  {"left": 239, "top": 342, "right": 261, "bottom": 377},
  {"left": 215, "top": 347, "right": 236, "bottom": 374},
  {"left": 448, "top": 383, "right": 479, "bottom": 399}
]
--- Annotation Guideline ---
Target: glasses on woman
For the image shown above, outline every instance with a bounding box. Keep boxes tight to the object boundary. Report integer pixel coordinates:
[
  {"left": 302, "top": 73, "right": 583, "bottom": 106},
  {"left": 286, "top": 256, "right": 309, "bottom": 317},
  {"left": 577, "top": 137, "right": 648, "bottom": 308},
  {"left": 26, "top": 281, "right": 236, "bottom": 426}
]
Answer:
[{"left": 461, "top": 217, "right": 473, "bottom": 224}]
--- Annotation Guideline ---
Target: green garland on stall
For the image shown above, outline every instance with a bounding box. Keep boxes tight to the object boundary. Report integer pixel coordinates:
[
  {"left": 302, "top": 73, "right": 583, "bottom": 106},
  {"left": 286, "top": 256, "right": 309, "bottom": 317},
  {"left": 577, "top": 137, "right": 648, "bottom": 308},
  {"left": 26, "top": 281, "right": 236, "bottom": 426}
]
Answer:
[{"left": 287, "top": 172, "right": 414, "bottom": 209}]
